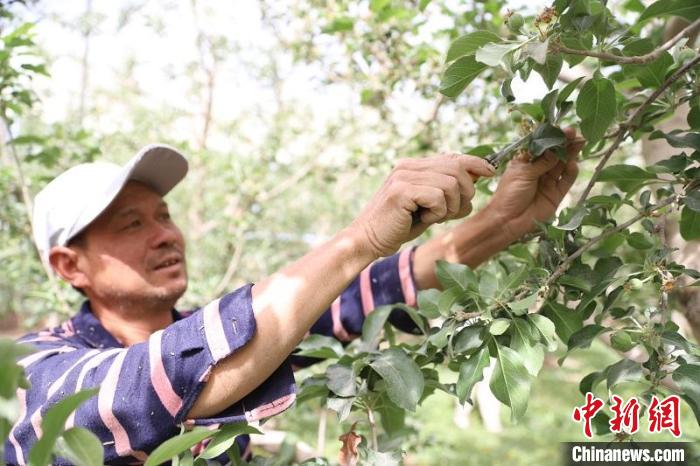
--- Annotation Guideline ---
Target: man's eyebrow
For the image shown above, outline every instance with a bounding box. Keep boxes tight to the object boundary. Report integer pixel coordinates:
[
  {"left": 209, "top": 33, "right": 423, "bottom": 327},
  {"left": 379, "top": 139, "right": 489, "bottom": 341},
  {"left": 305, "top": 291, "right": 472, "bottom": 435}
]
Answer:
[{"left": 114, "top": 207, "right": 139, "bottom": 218}]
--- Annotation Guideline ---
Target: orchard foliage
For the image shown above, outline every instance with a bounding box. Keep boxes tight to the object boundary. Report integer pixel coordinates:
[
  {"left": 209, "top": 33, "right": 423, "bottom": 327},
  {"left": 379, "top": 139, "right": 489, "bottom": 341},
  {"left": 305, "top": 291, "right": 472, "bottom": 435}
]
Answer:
[
  {"left": 294, "top": 0, "right": 700, "bottom": 462},
  {"left": 1, "top": 0, "right": 700, "bottom": 465}
]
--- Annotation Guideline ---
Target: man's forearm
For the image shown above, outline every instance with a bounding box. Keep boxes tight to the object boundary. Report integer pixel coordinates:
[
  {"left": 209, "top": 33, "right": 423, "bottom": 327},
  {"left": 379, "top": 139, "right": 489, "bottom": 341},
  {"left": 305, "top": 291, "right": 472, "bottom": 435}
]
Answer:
[
  {"left": 412, "top": 209, "right": 514, "bottom": 290},
  {"left": 188, "top": 226, "right": 376, "bottom": 418}
]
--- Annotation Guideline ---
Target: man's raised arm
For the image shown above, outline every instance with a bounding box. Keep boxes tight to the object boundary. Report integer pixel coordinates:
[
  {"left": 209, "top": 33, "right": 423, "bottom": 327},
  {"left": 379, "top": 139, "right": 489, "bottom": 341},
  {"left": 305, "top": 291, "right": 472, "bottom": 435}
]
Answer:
[{"left": 187, "top": 154, "right": 495, "bottom": 418}]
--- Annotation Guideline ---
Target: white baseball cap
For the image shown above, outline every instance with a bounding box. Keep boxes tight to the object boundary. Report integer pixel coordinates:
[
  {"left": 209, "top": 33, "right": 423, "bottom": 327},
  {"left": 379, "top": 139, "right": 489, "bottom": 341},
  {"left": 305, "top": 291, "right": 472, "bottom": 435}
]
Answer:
[{"left": 32, "top": 143, "right": 188, "bottom": 267}]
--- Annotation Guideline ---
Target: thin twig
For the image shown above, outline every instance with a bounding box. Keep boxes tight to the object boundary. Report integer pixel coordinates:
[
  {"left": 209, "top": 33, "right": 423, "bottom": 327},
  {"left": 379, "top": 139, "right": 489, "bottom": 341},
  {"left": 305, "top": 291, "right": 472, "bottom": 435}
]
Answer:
[
  {"left": 1, "top": 119, "right": 72, "bottom": 314},
  {"left": 544, "top": 196, "right": 677, "bottom": 290},
  {"left": 553, "top": 18, "right": 700, "bottom": 65},
  {"left": 575, "top": 54, "right": 700, "bottom": 208}
]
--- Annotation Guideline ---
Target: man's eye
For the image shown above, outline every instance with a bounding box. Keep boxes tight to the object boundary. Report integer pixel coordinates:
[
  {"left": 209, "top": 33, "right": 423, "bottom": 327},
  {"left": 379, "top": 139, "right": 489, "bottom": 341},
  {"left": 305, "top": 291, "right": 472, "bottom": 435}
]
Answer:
[{"left": 125, "top": 220, "right": 141, "bottom": 229}]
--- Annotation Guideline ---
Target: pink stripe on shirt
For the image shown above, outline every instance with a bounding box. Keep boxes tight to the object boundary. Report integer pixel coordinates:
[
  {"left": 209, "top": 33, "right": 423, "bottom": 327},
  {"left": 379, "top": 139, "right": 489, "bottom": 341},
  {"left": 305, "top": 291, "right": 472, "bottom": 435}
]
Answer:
[
  {"left": 149, "top": 330, "right": 183, "bottom": 418},
  {"left": 98, "top": 351, "right": 146, "bottom": 461},
  {"left": 18, "top": 346, "right": 75, "bottom": 368},
  {"left": 398, "top": 248, "right": 417, "bottom": 306},
  {"left": 8, "top": 389, "right": 27, "bottom": 465},
  {"left": 330, "top": 296, "right": 351, "bottom": 342},
  {"left": 360, "top": 264, "right": 375, "bottom": 316},
  {"left": 66, "top": 349, "right": 121, "bottom": 429},
  {"left": 202, "top": 298, "right": 231, "bottom": 362}
]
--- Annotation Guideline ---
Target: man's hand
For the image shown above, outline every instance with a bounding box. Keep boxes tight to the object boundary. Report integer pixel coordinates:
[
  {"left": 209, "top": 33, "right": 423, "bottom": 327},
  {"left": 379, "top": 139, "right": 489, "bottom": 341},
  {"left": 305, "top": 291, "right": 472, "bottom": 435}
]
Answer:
[
  {"left": 413, "top": 129, "right": 583, "bottom": 290},
  {"left": 350, "top": 154, "right": 496, "bottom": 259},
  {"left": 486, "top": 127, "right": 583, "bottom": 243}
]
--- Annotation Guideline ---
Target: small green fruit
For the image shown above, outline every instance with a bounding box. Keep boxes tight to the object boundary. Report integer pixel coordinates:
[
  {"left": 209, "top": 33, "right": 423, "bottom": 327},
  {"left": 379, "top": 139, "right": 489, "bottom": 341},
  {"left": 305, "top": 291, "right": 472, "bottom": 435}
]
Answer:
[
  {"left": 508, "top": 13, "right": 524, "bottom": 32},
  {"left": 510, "top": 110, "right": 523, "bottom": 123}
]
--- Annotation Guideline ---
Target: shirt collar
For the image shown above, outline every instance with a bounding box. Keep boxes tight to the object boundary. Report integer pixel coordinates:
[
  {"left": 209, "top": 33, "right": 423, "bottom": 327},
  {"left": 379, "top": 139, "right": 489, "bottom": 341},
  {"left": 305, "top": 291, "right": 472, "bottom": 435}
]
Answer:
[{"left": 70, "top": 300, "right": 185, "bottom": 349}]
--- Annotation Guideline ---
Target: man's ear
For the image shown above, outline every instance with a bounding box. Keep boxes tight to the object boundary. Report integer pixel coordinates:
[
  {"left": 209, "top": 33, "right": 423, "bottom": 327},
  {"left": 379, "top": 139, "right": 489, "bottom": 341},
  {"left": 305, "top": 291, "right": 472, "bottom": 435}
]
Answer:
[{"left": 49, "top": 246, "right": 90, "bottom": 289}]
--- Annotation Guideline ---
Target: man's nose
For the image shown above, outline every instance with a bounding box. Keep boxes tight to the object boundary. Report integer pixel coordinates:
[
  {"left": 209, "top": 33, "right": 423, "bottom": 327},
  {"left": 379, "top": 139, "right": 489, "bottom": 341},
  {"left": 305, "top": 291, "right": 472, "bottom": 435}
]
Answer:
[{"left": 150, "top": 222, "right": 180, "bottom": 249}]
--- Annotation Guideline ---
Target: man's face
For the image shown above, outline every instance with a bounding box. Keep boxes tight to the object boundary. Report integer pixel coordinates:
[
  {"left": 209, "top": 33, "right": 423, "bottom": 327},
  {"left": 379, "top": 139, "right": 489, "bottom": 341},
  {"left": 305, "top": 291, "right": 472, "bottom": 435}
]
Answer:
[{"left": 71, "top": 181, "right": 188, "bottom": 307}]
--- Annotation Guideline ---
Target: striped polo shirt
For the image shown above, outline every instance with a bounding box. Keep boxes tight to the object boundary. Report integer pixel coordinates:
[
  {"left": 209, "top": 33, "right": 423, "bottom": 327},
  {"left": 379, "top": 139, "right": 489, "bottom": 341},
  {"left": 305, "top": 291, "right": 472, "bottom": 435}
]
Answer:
[{"left": 4, "top": 247, "right": 418, "bottom": 465}]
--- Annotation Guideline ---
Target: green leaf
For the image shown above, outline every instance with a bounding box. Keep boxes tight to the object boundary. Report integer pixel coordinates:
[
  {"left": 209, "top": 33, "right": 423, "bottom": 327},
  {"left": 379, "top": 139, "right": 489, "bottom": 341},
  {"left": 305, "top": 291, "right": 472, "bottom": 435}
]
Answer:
[
  {"left": 639, "top": 0, "right": 700, "bottom": 22},
  {"left": 622, "top": 40, "right": 673, "bottom": 89},
  {"left": 445, "top": 31, "right": 500, "bottom": 63},
  {"left": 296, "top": 335, "right": 343, "bottom": 359},
  {"left": 475, "top": 42, "right": 522, "bottom": 66},
  {"left": 417, "top": 289, "right": 442, "bottom": 318},
  {"left": 489, "top": 318, "right": 511, "bottom": 336},
  {"left": 558, "top": 77, "right": 584, "bottom": 103},
  {"left": 510, "top": 318, "right": 545, "bottom": 376},
  {"left": 523, "top": 39, "right": 549, "bottom": 65},
  {"left": 556, "top": 206, "right": 587, "bottom": 230},
  {"left": 322, "top": 17, "right": 354, "bottom": 33},
  {"left": 361, "top": 305, "right": 393, "bottom": 348},
  {"left": 529, "top": 314, "right": 558, "bottom": 351},
  {"left": 440, "top": 55, "right": 488, "bottom": 98},
  {"left": 541, "top": 89, "right": 559, "bottom": 123},
  {"left": 452, "top": 325, "right": 484, "bottom": 355},
  {"left": 672, "top": 364, "right": 700, "bottom": 426},
  {"left": 543, "top": 302, "right": 583, "bottom": 344},
  {"left": 54, "top": 427, "right": 103, "bottom": 466},
  {"left": 606, "top": 359, "right": 642, "bottom": 389},
  {"left": 688, "top": 106, "right": 700, "bottom": 130},
  {"left": 567, "top": 325, "right": 609, "bottom": 352},
  {"left": 528, "top": 123, "right": 566, "bottom": 156},
  {"left": 377, "top": 395, "right": 405, "bottom": 435},
  {"left": 650, "top": 130, "right": 700, "bottom": 151},
  {"left": 685, "top": 191, "right": 700, "bottom": 213},
  {"left": 369, "top": 0, "right": 391, "bottom": 13},
  {"left": 579, "top": 371, "right": 605, "bottom": 395},
  {"left": 198, "top": 423, "right": 262, "bottom": 460},
  {"left": 680, "top": 206, "right": 700, "bottom": 241},
  {"left": 627, "top": 232, "right": 653, "bottom": 249},
  {"left": 576, "top": 77, "right": 616, "bottom": 143},
  {"left": 534, "top": 53, "right": 563, "bottom": 90},
  {"left": 369, "top": 348, "right": 424, "bottom": 411},
  {"left": 146, "top": 428, "right": 218, "bottom": 466},
  {"left": 489, "top": 343, "right": 533, "bottom": 422},
  {"left": 326, "top": 363, "right": 356, "bottom": 397},
  {"left": 29, "top": 389, "right": 99, "bottom": 466},
  {"left": 479, "top": 270, "right": 498, "bottom": 299},
  {"left": 509, "top": 293, "right": 537, "bottom": 314},
  {"left": 456, "top": 347, "right": 490, "bottom": 404},
  {"left": 435, "top": 260, "right": 475, "bottom": 291},
  {"left": 438, "top": 287, "right": 463, "bottom": 316},
  {"left": 597, "top": 164, "right": 656, "bottom": 193}
]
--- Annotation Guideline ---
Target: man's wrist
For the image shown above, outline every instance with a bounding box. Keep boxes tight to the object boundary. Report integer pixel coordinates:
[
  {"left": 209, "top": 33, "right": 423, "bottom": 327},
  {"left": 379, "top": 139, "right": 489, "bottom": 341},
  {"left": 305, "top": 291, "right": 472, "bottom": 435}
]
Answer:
[
  {"left": 336, "top": 224, "right": 381, "bottom": 270},
  {"left": 451, "top": 207, "right": 516, "bottom": 267}
]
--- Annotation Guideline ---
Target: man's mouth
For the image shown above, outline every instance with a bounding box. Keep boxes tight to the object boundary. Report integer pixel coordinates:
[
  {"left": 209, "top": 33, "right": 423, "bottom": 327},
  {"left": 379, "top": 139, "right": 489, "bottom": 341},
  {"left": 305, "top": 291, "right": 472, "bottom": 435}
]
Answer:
[{"left": 154, "top": 255, "right": 183, "bottom": 270}]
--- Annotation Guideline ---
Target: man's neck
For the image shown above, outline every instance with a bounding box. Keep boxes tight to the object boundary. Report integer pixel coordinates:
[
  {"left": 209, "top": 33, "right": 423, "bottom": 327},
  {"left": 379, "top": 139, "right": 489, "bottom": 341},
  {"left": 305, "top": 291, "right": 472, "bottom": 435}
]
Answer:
[{"left": 88, "top": 298, "right": 175, "bottom": 347}]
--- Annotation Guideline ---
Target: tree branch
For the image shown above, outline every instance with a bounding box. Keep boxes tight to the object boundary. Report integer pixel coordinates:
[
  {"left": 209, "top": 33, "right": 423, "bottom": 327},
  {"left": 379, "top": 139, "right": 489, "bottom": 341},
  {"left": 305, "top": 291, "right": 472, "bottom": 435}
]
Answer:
[
  {"left": 544, "top": 196, "right": 677, "bottom": 290},
  {"left": 1, "top": 119, "right": 72, "bottom": 314},
  {"left": 553, "top": 18, "right": 700, "bottom": 65},
  {"left": 575, "top": 53, "right": 700, "bottom": 208}
]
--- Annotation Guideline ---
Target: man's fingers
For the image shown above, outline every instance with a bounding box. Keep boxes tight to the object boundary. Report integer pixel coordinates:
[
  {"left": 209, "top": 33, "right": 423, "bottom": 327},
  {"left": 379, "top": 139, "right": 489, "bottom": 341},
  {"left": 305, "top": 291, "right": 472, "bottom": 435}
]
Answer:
[
  {"left": 455, "top": 154, "right": 497, "bottom": 178},
  {"left": 410, "top": 185, "right": 449, "bottom": 224},
  {"left": 527, "top": 150, "right": 560, "bottom": 177},
  {"left": 397, "top": 170, "right": 471, "bottom": 220},
  {"left": 557, "top": 155, "right": 579, "bottom": 195}
]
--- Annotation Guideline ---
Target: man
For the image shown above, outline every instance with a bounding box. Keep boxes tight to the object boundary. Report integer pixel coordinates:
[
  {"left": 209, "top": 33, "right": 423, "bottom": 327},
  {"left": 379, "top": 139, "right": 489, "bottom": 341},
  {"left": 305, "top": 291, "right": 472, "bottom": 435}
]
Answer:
[{"left": 6, "top": 132, "right": 581, "bottom": 465}]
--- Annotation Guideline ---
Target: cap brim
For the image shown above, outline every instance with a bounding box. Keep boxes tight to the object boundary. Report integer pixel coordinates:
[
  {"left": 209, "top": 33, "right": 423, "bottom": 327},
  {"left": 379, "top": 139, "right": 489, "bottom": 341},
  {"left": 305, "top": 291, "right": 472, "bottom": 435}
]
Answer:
[
  {"left": 124, "top": 144, "right": 189, "bottom": 196},
  {"left": 66, "top": 144, "right": 188, "bottom": 243}
]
